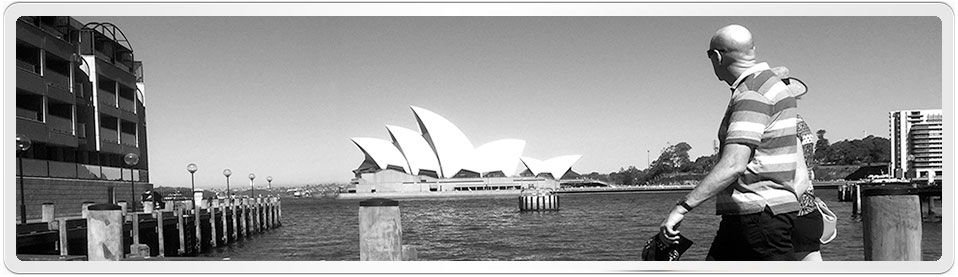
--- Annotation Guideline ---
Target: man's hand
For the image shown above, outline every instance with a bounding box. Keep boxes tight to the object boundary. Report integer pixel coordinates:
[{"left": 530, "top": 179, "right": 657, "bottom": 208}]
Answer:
[{"left": 658, "top": 205, "right": 688, "bottom": 244}]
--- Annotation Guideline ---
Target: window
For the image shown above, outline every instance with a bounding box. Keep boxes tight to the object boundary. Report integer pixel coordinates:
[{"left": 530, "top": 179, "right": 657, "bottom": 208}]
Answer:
[
  {"left": 98, "top": 77, "right": 116, "bottom": 93},
  {"left": 16, "top": 41, "right": 41, "bottom": 74},
  {"left": 16, "top": 90, "right": 43, "bottom": 121},
  {"left": 45, "top": 53, "right": 71, "bottom": 77}
]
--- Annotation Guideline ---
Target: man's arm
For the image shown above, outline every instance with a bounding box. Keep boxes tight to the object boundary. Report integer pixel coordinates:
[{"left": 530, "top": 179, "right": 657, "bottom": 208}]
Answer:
[{"left": 659, "top": 143, "right": 752, "bottom": 242}]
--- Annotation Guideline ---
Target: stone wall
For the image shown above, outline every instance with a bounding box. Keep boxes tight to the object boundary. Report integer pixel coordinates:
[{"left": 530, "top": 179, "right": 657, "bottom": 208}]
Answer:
[{"left": 14, "top": 177, "right": 153, "bottom": 221}]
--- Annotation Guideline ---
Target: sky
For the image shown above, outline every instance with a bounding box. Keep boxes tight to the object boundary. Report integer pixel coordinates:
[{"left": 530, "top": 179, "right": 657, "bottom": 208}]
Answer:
[{"left": 65, "top": 16, "right": 942, "bottom": 188}]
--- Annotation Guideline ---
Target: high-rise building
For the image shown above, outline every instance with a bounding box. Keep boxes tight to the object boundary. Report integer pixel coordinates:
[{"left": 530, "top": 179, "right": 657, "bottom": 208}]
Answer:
[
  {"left": 889, "top": 109, "right": 942, "bottom": 181},
  {"left": 15, "top": 17, "right": 150, "bottom": 220}
]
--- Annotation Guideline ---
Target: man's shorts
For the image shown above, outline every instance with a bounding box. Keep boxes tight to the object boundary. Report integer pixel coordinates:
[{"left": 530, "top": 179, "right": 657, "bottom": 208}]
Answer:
[
  {"left": 792, "top": 209, "right": 824, "bottom": 252},
  {"left": 707, "top": 207, "right": 798, "bottom": 261}
]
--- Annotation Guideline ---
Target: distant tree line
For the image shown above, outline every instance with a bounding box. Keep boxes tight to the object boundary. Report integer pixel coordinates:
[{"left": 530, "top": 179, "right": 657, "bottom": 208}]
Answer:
[{"left": 585, "top": 130, "right": 891, "bottom": 186}]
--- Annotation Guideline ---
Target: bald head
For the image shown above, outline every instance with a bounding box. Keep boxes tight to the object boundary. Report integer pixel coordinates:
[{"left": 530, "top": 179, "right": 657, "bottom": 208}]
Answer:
[{"left": 708, "top": 24, "right": 758, "bottom": 84}]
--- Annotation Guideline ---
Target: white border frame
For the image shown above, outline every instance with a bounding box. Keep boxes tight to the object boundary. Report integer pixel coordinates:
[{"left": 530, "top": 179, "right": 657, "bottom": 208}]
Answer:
[{"left": 3, "top": 1, "right": 953, "bottom": 274}]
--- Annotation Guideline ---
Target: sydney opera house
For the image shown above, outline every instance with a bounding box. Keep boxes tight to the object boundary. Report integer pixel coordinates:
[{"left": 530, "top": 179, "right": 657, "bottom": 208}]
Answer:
[{"left": 346, "top": 106, "right": 582, "bottom": 194}]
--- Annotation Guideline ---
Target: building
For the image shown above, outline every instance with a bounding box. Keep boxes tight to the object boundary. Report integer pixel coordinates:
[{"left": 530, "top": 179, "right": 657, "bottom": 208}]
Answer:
[
  {"left": 348, "top": 106, "right": 581, "bottom": 193},
  {"left": 889, "top": 109, "right": 942, "bottom": 181},
  {"left": 15, "top": 17, "right": 151, "bottom": 221}
]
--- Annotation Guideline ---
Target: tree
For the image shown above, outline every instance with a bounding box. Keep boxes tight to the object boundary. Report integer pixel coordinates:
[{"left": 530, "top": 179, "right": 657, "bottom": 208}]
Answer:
[{"left": 814, "top": 129, "right": 831, "bottom": 164}]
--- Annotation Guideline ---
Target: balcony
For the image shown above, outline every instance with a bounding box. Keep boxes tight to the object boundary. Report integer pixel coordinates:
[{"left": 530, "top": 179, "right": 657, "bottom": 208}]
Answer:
[
  {"left": 121, "top": 132, "right": 137, "bottom": 147},
  {"left": 100, "top": 128, "right": 120, "bottom": 144},
  {"left": 18, "top": 158, "right": 148, "bottom": 182},
  {"left": 118, "top": 96, "right": 135, "bottom": 114},
  {"left": 16, "top": 108, "right": 41, "bottom": 121},
  {"left": 98, "top": 90, "right": 117, "bottom": 107},
  {"left": 17, "top": 60, "right": 38, "bottom": 73},
  {"left": 46, "top": 114, "right": 73, "bottom": 136},
  {"left": 44, "top": 70, "right": 71, "bottom": 93}
]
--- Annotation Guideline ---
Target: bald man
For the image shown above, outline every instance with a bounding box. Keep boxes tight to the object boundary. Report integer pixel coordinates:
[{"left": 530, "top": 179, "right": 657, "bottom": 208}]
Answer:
[{"left": 658, "top": 25, "right": 803, "bottom": 261}]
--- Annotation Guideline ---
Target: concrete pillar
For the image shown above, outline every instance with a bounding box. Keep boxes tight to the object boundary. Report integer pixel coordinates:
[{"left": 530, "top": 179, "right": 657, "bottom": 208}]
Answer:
[
  {"left": 240, "top": 198, "right": 247, "bottom": 238},
  {"left": 86, "top": 204, "right": 123, "bottom": 261},
  {"left": 41, "top": 202, "right": 55, "bottom": 223},
  {"left": 194, "top": 205, "right": 202, "bottom": 253},
  {"left": 81, "top": 201, "right": 95, "bottom": 218},
  {"left": 154, "top": 210, "right": 165, "bottom": 257},
  {"left": 231, "top": 198, "right": 238, "bottom": 241},
  {"left": 359, "top": 198, "right": 402, "bottom": 261},
  {"left": 117, "top": 201, "right": 128, "bottom": 217},
  {"left": 143, "top": 201, "right": 154, "bottom": 213},
  {"left": 208, "top": 205, "right": 217, "bottom": 248},
  {"left": 862, "top": 186, "right": 922, "bottom": 261},
  {"left": 175, "top": 208, "right": 186, "bottom": 255}
]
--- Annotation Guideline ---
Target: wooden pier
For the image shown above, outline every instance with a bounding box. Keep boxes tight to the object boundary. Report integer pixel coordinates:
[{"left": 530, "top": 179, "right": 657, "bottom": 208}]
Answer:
[{"left": 15, "top": 196, "right": 282, "bottom": 261}]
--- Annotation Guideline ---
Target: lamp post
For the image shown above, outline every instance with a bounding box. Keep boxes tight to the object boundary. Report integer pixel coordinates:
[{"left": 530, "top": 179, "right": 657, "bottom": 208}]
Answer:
[
  {"left": 187, "top": 163, "right": 198, "bottom": 211},
  {"left": 248, "top": 173, "right": 256, "bottom": 198},
  {"left": 223, "top": 169, "right": 232, "bottom": 199},
  {"left": 266, "top": 176, "right": 272, "bottom": 196},
  {"left": 16, "top": 134, "right": 32, "bottom": 224},
  {"left": 124, "top": 153, "right": 140, "bottom": 213}
]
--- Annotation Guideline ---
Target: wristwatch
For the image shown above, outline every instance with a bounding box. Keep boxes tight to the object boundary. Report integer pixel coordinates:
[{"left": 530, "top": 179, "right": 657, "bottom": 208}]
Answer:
[{"left": 676, "top": 198, "right": 694, "bottom": 212}]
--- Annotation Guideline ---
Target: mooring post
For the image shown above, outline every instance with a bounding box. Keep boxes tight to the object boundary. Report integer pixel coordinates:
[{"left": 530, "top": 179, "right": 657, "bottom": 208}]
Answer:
[
  {"left": 57, "top": 218, "right": 69, "bottom": 256},
  {"left": 359, "top": 198, "right": 403, "bottom": 261},
  {"left": 86, "top": 204, "right": 123, "bottom": 261},
  {"left": 131, "top": 212, "right": 140, "bottom": 245},
  {"left": 862, "top": 186, "right": 922, "bottom": 261},
  {"left": 852, "top": 184, "right": 862, "bottom": 220},
  {"left": 155, "top": 210, "right": 165, "bottom": 257},
  {"left": 219, "top": 199, "right": 228, "bottom": 243},
  {"left": 231, "top": 198, "right": 238, "bottom": 241},
  {"left": 41, "top": 202, "right": 55, "bottom": 223},
  {"left": 240, "top": 198, "right": 248, "bottom": 238},
  {"left": 194, "top": 204, "right": 202, "bottom": 253},
  {"left": 264, "top": 198, "right": 270, "bottom": 230},
  {"left": 208, "top": 203, "right": 217, "bottom": 248},
  {"left": 175, "top": 208, "right": 186, "bottom": 255}
]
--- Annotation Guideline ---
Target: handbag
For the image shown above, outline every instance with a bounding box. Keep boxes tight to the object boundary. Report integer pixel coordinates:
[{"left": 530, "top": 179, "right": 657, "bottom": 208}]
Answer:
[{"left": 815, "top": 197, "right": 838, "bottom": 244}]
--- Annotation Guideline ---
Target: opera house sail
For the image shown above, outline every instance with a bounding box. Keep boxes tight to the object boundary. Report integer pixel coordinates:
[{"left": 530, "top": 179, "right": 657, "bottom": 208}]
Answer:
[{"left": 347, "top": 106, "right": 581, "bottom": 194}]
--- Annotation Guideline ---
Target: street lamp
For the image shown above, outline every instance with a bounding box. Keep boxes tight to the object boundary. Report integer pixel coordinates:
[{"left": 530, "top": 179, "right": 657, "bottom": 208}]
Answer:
[
  {"left": 187, "top": 163, "right": 198, "bottom": 211},
  {"left": 223, "top": 169, "right": 232, "bottom": 199},
  {"left": 248, "top": 173, "right": 256, "bottom": 198},
  {"left": 16, "top": 134, "right": 32, "bottom": 224},
  {"left": 124, "top": 153, "right": 140, "bottom": 213},
  {"left": 266, "top": 176, "right": 272, "bottom": 195}
]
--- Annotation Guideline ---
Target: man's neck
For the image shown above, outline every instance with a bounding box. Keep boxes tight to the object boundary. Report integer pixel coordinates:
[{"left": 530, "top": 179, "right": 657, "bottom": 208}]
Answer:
[{"left": 724, "top": 60, "right": 756, "bottom": 86}]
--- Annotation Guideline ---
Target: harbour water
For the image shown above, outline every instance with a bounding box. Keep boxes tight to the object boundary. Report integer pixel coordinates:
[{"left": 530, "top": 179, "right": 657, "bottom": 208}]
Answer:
[{"left": 201, "top": 189, "right": 942, "bottom": 261}]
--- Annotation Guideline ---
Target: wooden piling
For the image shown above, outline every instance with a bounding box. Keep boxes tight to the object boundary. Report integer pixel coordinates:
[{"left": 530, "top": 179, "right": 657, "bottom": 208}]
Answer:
[
  {"left": 155, "top": 210, "right": 165, "bottom": 257},
  {"left": 358, "top": 198, "right": 403, "bottom": 261},
  {"left": 208, "top": 204, "right": 217, "bottom": 248},
  {"left": 231, "top": 198, "right": 238, "bottom": 241},
  {"left": 194, "top": 206, "right": 202, "bottom": 253},
  {"left": 143, "top": 201, "right": 154, "bottom": 213},
  {"left": 131, "top": 212, "right": 140, "bottom": 245},
  {"left": 86, "top": 204, "right": 123, "bottom": 261},
  {"left": 852, "top": 184, "right": 862, "bottom": 219},
  {"left": 221, "top": 200, "right": 229, "bottom": 243},
  {"left": 57, "top": 218, "right": 69, "bottom": 256},
  {"left": 240, "top": 199, "right": 248, "bottom": 238},
  {"left": 862, "top": 186, "right": 922, "bottom": 260},
  {"left": 41, "top": 202, "right": 55, "bottom": 223},
  {"left": 175, "top": 208, "right": 186, "bottom": 255}
]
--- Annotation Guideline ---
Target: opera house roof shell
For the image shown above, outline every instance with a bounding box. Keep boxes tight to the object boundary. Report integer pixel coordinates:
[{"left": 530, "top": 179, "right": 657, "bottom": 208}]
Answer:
[{"left": 352, "top": 106, "right": 580, "bottom": 179}]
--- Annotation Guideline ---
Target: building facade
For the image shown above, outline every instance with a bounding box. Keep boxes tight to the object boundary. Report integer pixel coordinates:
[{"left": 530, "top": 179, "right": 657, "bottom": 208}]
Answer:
[
  {"left": 889, "top": 109, "right": 942, "bottom": 181},
  {"left": 15, "top": 17, "right": 151, "bottom": 221},
  {"left": 348, "top": 106, "right": 580, "bottom": 193}
]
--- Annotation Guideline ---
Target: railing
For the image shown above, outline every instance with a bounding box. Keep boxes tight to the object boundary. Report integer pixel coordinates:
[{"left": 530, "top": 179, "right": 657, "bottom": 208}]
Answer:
[
  {"left": 17, "top": 158, "right": 149, "bottom": 182},
  {"left": 47, "top": 115, "right": 73, "bottom": 135},
  {"left": 98, "top": 90, "right": 117, "bottom": 107},
  {"left": 100, "top": 128, "right": 119, "bottom": 144},
  {"left": 44, "top": 70, "right": 71, "bottom": 91},
  {"left": 17, "top": 59, "right": 38, "bottom": 73},
  {"left": 16, "top": 108, "right": 41, "bottom": 121},
  {"left": 118, "top": 97, "right": 135, "bottom": 113},
  {"left": 121, "top": 133, "right": 137, "bottom": 147}
]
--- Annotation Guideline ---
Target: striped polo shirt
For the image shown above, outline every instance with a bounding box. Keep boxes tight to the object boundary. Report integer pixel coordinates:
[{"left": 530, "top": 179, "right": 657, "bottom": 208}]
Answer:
[{"left": 715, "top": 62, "right": 802, "bottom": 215}]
